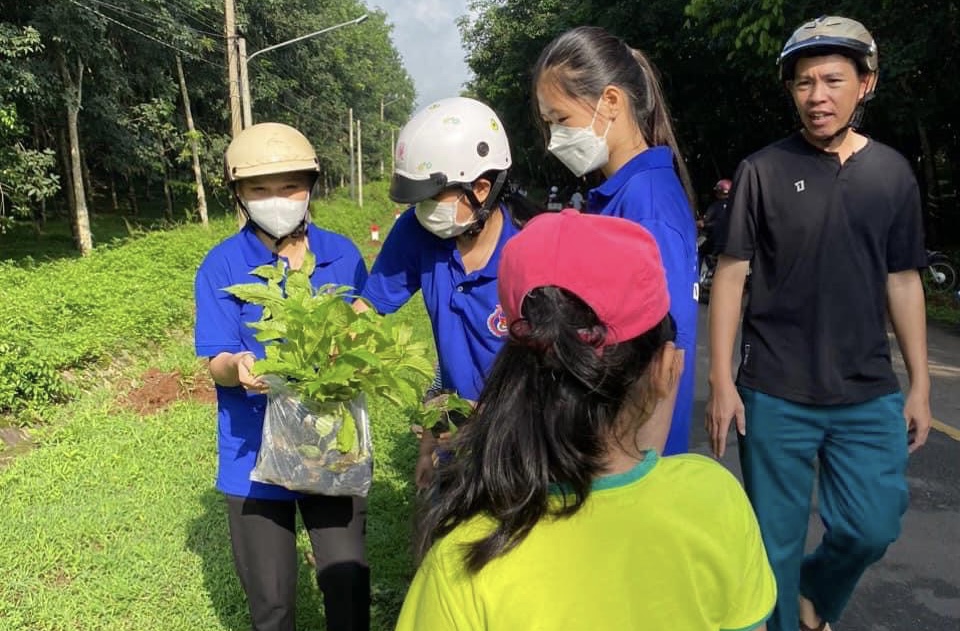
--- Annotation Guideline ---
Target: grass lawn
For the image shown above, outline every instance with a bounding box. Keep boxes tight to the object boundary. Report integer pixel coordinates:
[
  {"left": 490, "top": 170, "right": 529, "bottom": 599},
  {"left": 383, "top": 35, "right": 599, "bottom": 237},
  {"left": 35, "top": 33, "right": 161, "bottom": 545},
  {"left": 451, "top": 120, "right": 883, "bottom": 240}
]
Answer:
[
  {"left": 0, "top": 327, "right": 428, "bottom": 630},
  {"left": 926, "top": 288, "right": 960, "bottom": 327},
  {"left": 0, "top": 183, "right": 428, "bottom": 630}
]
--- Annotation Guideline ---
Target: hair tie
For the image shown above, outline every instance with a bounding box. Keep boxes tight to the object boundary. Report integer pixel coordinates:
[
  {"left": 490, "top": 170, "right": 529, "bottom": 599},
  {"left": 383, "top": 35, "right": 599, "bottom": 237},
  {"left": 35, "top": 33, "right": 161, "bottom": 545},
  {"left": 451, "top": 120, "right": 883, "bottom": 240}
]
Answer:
[{"left": 509, "top": 319, "right": 550, "bottom": 352}]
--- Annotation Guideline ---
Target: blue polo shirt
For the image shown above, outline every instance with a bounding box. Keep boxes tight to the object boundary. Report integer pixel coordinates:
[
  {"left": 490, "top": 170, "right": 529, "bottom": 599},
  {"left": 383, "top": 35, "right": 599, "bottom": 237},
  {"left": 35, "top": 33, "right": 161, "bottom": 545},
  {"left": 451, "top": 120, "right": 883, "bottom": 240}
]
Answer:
[
  {"left": 587, "top": 147, "right": 699, "bottom": 455},
  {"left": 361, "top": 207, "right": 518, "bottom": 402},
  {"left": 194, "top": 222, "right": 368, "bottom": 500}
]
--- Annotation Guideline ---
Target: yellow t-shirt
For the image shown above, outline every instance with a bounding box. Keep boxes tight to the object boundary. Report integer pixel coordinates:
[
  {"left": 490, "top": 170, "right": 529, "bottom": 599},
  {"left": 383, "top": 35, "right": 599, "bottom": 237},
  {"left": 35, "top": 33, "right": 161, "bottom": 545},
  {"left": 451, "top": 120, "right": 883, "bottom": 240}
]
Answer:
[{"left": 395, "top": 451, "right": 775, "bottom": 631}]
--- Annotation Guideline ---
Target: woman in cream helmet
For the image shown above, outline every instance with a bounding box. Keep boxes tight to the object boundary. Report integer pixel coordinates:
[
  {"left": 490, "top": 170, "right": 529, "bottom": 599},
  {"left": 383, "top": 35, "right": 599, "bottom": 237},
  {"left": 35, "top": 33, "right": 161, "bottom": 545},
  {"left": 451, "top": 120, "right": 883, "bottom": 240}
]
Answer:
[
  {"left": 357, "top": 97, "right": 538, "bottom": 490},
  {"left": 224, "top": 121, "right": 320, "bottom": 244},
  {"left": 196, "top": 122, "right": 370, "bottom": 631}
]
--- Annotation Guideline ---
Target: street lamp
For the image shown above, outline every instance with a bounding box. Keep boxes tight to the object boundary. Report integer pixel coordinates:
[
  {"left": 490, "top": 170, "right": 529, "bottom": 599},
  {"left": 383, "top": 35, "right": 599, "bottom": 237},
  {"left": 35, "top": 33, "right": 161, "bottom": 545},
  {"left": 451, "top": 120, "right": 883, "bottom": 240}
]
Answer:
[{"left": 239, "top": 14, "right": 369, "bottom": 127}]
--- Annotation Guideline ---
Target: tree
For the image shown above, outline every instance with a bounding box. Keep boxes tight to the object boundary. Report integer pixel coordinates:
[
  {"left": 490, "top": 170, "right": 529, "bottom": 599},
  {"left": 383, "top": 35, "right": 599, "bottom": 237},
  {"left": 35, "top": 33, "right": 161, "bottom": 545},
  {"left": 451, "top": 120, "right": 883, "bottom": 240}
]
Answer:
[{"left": 0, "top": 23, "right": 60, "bottom": 233}]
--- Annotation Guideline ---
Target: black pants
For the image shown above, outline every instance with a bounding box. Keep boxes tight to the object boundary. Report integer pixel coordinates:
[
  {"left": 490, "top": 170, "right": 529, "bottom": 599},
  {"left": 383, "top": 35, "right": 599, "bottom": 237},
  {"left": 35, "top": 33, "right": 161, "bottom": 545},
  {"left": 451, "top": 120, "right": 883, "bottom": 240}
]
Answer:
[{"left": 225, "top": 494, "right": 370, "bottom": 631}]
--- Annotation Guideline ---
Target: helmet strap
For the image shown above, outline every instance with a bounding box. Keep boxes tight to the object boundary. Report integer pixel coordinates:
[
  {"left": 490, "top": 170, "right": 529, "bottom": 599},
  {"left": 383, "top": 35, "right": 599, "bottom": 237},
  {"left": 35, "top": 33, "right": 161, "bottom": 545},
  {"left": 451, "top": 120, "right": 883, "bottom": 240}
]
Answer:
[
  {"left": 459, "top": 170, "right": 508, "bottom": 238},
  {"left": 810, "top": 97, "right": 867, "bottom": 148}
]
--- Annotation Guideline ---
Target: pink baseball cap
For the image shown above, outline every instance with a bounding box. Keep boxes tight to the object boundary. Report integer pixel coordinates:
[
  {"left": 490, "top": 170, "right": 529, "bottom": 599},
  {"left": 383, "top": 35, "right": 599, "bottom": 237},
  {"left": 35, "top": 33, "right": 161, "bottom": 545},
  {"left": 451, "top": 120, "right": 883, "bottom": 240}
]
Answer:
[{"left": 498, "top": 209, "right": 670, "bottom": 346}]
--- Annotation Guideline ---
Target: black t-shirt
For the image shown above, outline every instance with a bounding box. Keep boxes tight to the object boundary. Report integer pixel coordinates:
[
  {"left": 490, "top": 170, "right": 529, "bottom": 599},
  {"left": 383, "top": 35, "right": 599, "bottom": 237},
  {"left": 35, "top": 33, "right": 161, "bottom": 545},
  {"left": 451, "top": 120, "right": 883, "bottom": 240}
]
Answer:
[{"left": 724, "top": 133, "right": 927, "bottom": 405}]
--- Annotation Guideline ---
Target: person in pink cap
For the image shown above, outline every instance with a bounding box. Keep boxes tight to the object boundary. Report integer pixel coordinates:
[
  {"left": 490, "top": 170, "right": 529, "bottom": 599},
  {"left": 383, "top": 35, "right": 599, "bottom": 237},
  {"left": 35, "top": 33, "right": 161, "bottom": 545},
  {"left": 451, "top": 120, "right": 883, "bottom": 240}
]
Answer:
[{"left": 395, "top": 210, "right": 775, "bottom": 631}]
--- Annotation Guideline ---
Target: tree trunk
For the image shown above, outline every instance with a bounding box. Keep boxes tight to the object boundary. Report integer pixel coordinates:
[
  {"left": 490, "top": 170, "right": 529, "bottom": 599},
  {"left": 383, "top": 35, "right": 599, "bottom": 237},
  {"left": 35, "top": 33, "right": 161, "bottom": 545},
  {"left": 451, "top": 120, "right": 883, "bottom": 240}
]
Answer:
[
  {"left": 110, "top": 175, "right": 118, "bottom": 212},
  {"left": 57, "top": 126, "right": 76, "bottom": 220},
  {"left": 127, "top": 176, "right": 139, "bottom": 217},
  {"left": 162, "top": 163, "right": 174, "bottom": 221},
  {"left": 175, "top": 55, "right": 208, "bottom": 226},
  {"left": 33, "top": 201, "right": 45, "bottom": 236},
  {"left": 58, "top": 52, "right": 92, "bottom": 255},
  {"left": 81, "top": 147, "right": 94, "bottom": 218},
  {"left": 916, "top": 116, "right": 938, "bottom": 203}
]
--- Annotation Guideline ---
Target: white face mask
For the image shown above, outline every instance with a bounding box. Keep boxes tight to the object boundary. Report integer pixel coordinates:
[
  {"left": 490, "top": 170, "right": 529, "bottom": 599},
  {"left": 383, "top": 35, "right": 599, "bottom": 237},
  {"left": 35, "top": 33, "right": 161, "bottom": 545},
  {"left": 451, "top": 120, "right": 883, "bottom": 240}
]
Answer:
[
  {"left": 415, "top": 195, "right": 475, "bottom": 239},
  {"left": 243, "top": 196, "right": 310, "bottom": 239},
  {"left": 547, "top": 98, "right": 612, "bottom": 177}
]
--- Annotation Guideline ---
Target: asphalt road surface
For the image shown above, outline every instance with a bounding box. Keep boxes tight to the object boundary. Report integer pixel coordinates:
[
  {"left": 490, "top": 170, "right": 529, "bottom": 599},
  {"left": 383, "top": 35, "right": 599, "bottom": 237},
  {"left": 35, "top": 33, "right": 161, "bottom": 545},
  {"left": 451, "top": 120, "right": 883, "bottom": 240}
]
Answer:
[{"left": 689, "top": 304, "right": 960, "bottom": 631}]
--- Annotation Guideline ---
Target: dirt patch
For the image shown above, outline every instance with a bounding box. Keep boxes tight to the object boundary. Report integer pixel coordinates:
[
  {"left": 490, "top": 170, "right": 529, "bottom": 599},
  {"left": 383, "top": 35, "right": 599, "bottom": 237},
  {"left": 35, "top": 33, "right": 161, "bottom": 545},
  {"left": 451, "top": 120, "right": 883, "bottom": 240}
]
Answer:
[
  {"left": 117, "top": 368, "right": 216, "bottom": 416},
  {"left": 41, "top": 567, "right": 72, "bottom": 589},
  {"left": 0, "top": 426, "right": 32, "bottom": 468}
]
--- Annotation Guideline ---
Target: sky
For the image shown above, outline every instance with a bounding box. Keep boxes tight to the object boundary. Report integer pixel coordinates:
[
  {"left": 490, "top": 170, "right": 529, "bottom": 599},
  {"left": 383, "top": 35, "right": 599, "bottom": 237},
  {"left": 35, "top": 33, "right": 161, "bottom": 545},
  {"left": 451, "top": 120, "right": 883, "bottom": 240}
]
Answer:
[{"left": 371, "top": 0, "right": 473, "bottom": 109}]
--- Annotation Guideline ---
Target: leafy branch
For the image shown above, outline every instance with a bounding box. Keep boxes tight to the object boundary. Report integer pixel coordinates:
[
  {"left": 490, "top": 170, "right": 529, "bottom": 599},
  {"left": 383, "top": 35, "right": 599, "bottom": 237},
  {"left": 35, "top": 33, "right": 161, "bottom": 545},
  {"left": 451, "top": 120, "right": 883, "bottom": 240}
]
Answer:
[{"left": 225, "top": 251, "right": 470, "bottom": 432}]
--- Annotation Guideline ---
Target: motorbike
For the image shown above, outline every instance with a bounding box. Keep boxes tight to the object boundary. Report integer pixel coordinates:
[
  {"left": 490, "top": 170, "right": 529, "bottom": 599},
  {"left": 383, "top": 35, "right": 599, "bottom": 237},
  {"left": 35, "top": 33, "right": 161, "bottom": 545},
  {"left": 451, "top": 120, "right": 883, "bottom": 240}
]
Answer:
[
  {"left": 923, "top": 250, "right": 958, "bottom": 294},
  {"left": 698, "top": 250, "right": 718, "bottom": 305}
]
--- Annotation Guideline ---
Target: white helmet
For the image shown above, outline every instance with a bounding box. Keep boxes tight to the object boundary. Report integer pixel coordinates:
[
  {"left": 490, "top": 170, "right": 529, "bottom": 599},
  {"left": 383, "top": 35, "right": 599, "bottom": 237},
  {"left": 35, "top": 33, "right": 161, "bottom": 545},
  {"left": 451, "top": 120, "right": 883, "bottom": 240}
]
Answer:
[{"left": 390, "top": 97, "right": 512, "bottom": 204}]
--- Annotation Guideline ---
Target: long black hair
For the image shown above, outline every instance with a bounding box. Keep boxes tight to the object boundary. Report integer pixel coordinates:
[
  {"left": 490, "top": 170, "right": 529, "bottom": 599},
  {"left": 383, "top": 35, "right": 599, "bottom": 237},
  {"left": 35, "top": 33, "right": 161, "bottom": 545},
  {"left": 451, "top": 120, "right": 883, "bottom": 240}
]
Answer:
[
  {"left": 531, "top": 26, "right": 696, "bottom": 210},
  {"left": 415, "top": 286, "right": 676, "bottom": 572}
]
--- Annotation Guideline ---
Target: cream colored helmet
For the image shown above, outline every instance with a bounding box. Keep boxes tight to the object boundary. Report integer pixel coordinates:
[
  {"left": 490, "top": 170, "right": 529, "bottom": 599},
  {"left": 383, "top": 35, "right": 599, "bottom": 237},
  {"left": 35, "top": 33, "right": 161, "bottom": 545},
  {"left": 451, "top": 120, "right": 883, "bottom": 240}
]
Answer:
[
  {"left": 390, "top": 97, "right": 511, "bottom": 204},
  {"left": 224, "top": 122, "right": 320, "bottom": 184}
]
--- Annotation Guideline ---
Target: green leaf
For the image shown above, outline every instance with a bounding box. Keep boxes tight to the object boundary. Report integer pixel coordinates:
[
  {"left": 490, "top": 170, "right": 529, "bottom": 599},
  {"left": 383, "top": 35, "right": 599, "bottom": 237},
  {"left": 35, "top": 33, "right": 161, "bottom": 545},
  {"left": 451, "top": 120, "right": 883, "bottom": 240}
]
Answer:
[{"left": 336, "top": 406, "right": 357, "bottom": 454}]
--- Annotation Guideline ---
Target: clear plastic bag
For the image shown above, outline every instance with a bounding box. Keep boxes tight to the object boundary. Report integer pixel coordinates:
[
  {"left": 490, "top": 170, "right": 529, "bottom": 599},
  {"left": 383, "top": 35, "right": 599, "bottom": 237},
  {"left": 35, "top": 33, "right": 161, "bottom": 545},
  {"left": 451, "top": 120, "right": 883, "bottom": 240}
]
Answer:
[{"left": 250, "top": 376, "right": 373, "bottom": 497}]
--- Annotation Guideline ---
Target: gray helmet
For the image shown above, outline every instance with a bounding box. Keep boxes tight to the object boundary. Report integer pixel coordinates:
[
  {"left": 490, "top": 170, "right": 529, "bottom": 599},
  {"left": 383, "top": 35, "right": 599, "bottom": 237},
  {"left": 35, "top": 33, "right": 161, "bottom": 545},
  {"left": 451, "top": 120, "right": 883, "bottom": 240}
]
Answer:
[{"left": 778, "top": 16, "right": 878, "bottom": 85}]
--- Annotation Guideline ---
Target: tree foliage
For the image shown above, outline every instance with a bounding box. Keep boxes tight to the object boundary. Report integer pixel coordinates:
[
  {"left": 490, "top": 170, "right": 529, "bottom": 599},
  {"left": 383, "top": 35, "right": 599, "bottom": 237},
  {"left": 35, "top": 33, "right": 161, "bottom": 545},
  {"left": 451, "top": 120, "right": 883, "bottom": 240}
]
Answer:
[
  {"left": 461, "top": 0, "right": 960, "bottom": 242},
  {"left": 0, "top": 0, "right": 414, "bottom": 251},
  {"left": 0, "top": 23, "right": 59, "bottom": 227}
]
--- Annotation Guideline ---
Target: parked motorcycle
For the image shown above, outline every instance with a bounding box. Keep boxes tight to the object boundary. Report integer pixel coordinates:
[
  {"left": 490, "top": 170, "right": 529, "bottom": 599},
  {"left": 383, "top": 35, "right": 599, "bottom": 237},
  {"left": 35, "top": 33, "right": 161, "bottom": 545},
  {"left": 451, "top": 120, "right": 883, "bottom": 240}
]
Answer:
[
  {"left": 923, "top": 250, "right": 958, "bottom": 294},
  {"left": 698, "top": 251, "right": 718, "bottom": 305}
]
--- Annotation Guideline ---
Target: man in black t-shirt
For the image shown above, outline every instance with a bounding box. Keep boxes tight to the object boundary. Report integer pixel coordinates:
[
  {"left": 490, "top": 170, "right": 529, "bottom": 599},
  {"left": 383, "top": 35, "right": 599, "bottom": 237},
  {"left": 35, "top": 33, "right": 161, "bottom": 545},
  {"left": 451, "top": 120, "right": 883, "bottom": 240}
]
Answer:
[
  {"left": 698, "top": 178, "right": 731, "bottom": 257},
  {"left": 698, "top": 179, "right": 732, "bottom": 276},
  {"left": 705, "top": 16, "right": 932, "bottom": 631}
]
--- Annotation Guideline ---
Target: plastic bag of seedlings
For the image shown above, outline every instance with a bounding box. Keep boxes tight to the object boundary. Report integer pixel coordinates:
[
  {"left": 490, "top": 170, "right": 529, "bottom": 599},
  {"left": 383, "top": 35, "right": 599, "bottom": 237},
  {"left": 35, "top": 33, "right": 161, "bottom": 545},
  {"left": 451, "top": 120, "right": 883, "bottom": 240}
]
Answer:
[{"left": 250, "top": 376, "right": 372, "bottom": 497}]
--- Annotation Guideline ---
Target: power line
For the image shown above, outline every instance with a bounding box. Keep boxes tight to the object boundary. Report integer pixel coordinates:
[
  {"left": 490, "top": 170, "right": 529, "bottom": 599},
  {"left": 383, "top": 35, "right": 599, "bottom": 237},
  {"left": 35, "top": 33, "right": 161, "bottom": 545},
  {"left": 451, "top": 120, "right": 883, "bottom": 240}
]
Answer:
[
  {"left": 161, "top": 0, "right": 225, "bottom": 35},
  {"left": 67, "top": 0, "right": 224, "bottom": 69},
  {"left": 88, "top": 0, "right": 225, "bottom": 39}
]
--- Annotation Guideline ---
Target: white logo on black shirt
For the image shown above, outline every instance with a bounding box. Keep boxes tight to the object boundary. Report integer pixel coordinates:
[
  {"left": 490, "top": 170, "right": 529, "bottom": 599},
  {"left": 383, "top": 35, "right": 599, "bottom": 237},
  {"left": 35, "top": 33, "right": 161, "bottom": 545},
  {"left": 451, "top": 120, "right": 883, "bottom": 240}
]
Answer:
[{"left": 794, "top": 179, "right": 806, "bottom": 192}]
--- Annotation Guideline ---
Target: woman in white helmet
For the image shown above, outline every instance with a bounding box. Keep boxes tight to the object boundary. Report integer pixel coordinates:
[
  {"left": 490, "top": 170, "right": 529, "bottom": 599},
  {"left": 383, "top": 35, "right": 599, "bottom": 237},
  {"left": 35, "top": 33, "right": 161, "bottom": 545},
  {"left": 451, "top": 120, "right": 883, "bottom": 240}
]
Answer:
[
  {"left": 194, "top": 122, "right": 370, "bottom": 631},
  {"left": 355, "top": 97, "right": 536, "bottom": 490}
]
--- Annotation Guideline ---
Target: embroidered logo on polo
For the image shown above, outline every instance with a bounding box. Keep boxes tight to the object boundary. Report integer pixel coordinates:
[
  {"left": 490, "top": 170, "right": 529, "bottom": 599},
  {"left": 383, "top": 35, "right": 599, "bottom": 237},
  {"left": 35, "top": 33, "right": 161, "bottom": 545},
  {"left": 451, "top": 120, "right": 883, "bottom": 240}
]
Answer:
[
  {"left": 794, "top": 179, "right": 806, "bottom": 192},
  {"left": 487, "top": 304, "right": 509, "bottom": 337}
]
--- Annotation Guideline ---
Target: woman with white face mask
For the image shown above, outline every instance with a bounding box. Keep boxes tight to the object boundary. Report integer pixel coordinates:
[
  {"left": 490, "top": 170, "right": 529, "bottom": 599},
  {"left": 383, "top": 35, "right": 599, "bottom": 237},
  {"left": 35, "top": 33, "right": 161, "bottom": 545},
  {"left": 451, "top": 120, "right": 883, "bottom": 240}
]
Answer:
[
  {"left": 533, "top": 26, "right": 700, "bottom": 458},
  {"left": 194, "top": 122, "right": 370, "bottom": 631},
  {"left": 355, "top": 97, "right": 537, "bottom": 491}
]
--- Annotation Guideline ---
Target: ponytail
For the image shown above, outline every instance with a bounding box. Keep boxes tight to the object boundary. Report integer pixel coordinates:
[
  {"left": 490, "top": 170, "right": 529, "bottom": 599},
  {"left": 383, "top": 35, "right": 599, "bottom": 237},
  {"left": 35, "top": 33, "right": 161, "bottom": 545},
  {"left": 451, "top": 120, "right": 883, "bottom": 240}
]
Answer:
[{"left": 628, "top": 48, "right": 696, "bottom": 209}]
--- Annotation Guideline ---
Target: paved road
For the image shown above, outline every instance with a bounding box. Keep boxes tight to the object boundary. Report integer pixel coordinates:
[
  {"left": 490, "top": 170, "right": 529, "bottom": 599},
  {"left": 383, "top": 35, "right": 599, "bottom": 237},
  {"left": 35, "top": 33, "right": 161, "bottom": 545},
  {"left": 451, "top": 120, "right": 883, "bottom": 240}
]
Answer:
[{"left": 689, "top": 304, "right": 960, "bottom": 631}]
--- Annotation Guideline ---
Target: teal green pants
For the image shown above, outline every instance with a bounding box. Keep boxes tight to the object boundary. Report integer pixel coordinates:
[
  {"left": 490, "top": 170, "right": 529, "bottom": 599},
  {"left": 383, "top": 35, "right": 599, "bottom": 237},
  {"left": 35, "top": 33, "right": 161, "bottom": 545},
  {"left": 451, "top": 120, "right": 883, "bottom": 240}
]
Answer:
[{"left": 738, "top": 388, "right": 909, "bottom": 631}]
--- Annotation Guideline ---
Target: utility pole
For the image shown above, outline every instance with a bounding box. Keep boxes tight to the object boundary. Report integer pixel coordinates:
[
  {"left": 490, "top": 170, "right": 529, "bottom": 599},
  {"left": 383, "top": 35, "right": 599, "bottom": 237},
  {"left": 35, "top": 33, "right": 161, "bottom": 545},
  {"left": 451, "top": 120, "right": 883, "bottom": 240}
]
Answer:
[
  {"left": 348, "top": 107, "right": 355, "bottom": 200},
  {"left": 238, "top": 36, "right": 252, "bottom": 128},
  {"left": 357, "top": 119, "right": 363, "bottom": 208},
  {"left": 225, "top": 0, "right": 244, "bottom": 229},
  {"left": 379, "top": 95, "right": 401, "bottom": 178},
  {"left": 379, "top": 98, "right": 385, "bottom": 178},
  {"left": 224, "top": 0, "right": 241, "bottom": 138}
]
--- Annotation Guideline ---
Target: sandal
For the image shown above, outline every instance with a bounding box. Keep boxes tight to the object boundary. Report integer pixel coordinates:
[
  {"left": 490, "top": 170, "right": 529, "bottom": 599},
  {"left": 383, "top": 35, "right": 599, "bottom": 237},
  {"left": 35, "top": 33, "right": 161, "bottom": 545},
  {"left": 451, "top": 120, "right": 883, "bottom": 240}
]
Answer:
[{"left": 799, "top": 621, "right": 829, "bottom": 631}]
